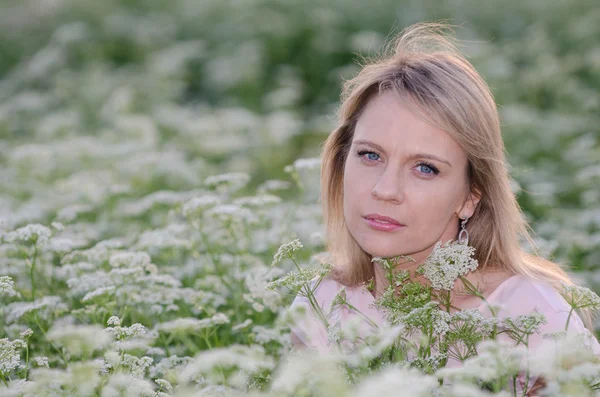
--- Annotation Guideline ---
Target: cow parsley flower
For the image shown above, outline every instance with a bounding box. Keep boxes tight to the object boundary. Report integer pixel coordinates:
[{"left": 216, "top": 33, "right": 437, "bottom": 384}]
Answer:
[
  {"left": 47, "top": 324, "right": 113, "bottom": 357},
  {"left": 0, "top": 276, "right": 17, "bottom": 297},
  {"left": 109, "top": 251, "right": 152, "bottom": 269},
  {"left": 204, "top": 172, "right": 250, "bottom": 193},
  {"left": 417, "top": 240, "right": 479, "bottom": 291},
  {"left": 33, "top": 356, "right": 49, "bottom": 368},
  {"left": 0, "top": 338, "right": 26, "bottom": 375},
  {"left": 157, "top": 318, "right": 214, "bottom": 334},
  {"left": 559, "top": 282, "right": 600, "bottom": 310},
  {"left": 271, "top": 238, "right": 303, "bottom": 266},
  {"left": 106, "top": 322, "right": 147, "bottom": 342},
  {"left": 4, "top": 224, "right": 52, "bottom": 246}
]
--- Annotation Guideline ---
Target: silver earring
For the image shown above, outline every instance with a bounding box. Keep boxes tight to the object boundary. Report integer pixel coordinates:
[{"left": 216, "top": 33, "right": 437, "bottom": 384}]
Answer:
[{"left": 458, "top": 216, "right": 469, "bottom": 245}]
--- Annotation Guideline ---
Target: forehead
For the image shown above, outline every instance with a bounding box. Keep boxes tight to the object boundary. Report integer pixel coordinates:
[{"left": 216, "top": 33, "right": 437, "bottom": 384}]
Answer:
[{"left": 353, "top": 91, "right": 465, "bottom": 159}]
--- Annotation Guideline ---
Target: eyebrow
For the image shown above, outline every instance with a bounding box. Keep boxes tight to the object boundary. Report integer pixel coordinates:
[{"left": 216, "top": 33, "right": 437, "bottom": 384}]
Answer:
[{"left": 352, "top": 139, "right": 453, "bottom": 167}]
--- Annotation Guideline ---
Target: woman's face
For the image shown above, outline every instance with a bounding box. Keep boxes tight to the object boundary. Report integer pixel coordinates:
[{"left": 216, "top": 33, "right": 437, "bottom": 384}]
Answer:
[{"left": 343, "top": 91, "right": 480, "bottom": 264}]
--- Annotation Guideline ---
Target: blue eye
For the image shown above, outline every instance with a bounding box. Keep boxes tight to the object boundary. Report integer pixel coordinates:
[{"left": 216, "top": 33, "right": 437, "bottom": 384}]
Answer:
[
  {"left": 357, "top": 150, "right": 380, "bottom": 162},
  {"left": 417, "top": 162, "right": 440, "bottom": 175}
]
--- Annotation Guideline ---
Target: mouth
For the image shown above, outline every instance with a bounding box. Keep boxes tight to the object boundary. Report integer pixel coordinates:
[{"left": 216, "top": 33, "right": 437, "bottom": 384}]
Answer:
[{"left": 363, "top": 214, "right": 405, "bottom": 231}]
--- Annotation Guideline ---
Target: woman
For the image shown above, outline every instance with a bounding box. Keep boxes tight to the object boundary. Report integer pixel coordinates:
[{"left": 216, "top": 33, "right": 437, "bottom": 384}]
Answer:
[{"left": 288, "top": 22, "right": 600, "bottom": 394}]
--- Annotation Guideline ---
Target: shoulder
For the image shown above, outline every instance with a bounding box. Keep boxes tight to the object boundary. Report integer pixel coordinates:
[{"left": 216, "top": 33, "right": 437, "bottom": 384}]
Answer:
[{"left": 487, "top": 274, "right": 590, "bottom": 335}]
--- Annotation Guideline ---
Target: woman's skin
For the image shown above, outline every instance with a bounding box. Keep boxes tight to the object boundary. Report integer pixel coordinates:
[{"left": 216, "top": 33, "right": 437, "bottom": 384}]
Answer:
[{"left": 342, "top": 91, "right": 514, "bottom": 308}]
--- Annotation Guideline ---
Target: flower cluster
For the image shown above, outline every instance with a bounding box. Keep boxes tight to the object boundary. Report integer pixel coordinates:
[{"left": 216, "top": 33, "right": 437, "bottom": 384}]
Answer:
[{"left": 417, "top": 239, "right": 479, "bottom": 291}]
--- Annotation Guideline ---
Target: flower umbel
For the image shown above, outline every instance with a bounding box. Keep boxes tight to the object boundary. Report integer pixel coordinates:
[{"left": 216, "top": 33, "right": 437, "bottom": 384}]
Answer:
[
  {"left": 417, "top": 239, "right": 479, "bottom": 291},
  {"left": 271, "top": 238, "right": 303, "bottom": 266}
]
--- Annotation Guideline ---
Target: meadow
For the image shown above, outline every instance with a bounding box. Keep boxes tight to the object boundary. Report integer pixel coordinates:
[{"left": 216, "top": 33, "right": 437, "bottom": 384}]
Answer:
[{"left": 0, "top": 0, "right": 599, "bottom": 395}]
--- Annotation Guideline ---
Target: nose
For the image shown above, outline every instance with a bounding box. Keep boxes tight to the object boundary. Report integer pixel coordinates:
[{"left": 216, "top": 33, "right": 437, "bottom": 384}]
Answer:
[{"left": 371, "top": 167, "right": 404, "bottom": 203}]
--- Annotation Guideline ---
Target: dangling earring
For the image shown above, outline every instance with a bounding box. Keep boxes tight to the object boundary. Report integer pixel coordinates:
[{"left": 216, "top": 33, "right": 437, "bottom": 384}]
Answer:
[{"left": 458, "top": 216, "right": 469, "bottom": 245}]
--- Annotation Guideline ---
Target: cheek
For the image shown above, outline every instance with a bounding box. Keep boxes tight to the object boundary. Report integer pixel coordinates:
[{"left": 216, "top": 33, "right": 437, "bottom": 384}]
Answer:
[{"left": 410, "top": 185, "right": 461, "bottom": 223}]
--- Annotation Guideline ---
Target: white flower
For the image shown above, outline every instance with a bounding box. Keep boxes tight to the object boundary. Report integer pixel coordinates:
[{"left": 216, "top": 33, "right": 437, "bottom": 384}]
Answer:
[
  {"left": 4, "top": 224, "right": 52, "bottom": 246},
  {"left": 101, "top": 373, "right": 155, "bottom": 397},
  {"left": 106, "top": 323, "right": 147, "bottom": 341},
  {"left": 181, "top": 195, "right": 221, "bottom": 217},
  {"left": 20, "top": 329, "right": 33, "bottom": 339},
  {"left": 4, "top": 296, "right": 68, "bottom": 323},
  {"left": 47, "top": 323, "right": 113, "bottom": 357},
  {"left": 0, "top": 338, "right": 26, "bottom": 374},
  {"left": 154, "top": 378, "right": 172, "bottom": 392},
  {"left": 257, "top": 179, "right": 291, "bottom": 194},
  {"left": 204, "top": 172, "right": 250, "bottom": 192},
  {"left": 438, "top": 339, "right": 527, "bottom": 383},
  {"left": 107, "top": 316, "right": 122, "bottom": 326},
  {"left": 286, "top": 157, "right": 321, "bottom": 171},
  {"left": 352, "top": 365, "right": 438, "bottom": 397},
  {"left": 0, "top": 276, "right": 17, "bottom": 297},
  {"left": 233, "top": 194, "right": 282, "bottom": 207},
  {"left": 156, "top": 318, "right": 214, "bottom": 334},
  {"left": 271, "top": 238, "right": 303, "bottom": 266},
  {"left": 82, "top": 286, "right": 116, "bottom": 303},
  {"left": 560, "top": 282, "right": 600, "bottom": 310},
  {"left": 211, "top": 313, "right": 230, "bottom": 325},
  {"left": 33, "top": 356, "right": 49, "bottom": 368},
  {"left": 109, "top": 251, "right": 152, "bottom": 268},
  {"left": 418, "top": 240, "right": 479, "bottom": 290},
  {"left": 232, "top": 319, "right": 253, "bottom": 332}
]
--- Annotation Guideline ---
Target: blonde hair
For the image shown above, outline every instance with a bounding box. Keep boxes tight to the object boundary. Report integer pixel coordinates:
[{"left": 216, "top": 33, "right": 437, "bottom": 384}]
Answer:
[{"left": 320, "top": 22, "right": 596, "bottom": 329}]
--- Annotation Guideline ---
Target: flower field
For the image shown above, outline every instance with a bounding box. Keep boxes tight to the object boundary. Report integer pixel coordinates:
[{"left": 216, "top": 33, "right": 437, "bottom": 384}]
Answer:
[{"left": 0, "top": 0, "right": 599, "bottom": 395}]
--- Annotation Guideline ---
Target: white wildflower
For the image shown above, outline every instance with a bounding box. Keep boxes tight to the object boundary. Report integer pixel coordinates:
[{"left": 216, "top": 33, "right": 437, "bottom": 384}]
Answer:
[
  {"left": 155, "top": 378, "right": 172, "bottom": 392},
  {"left": 287, "top": 157, "right": 321, "bottom": 171},
  {"left": 211, "top": 313, "right": 230, "bottom": 325},
  {"left": 181, "top": 195, "right": 221, "bottom": 217},
  {"left": 205, "top": 204, "right": 258, "bottom": 224},
  {"left": 107, "top": 316, "right": 121, "bottom": 326},
  {"left": 0, "top": 338, "right": 26, "bottom": 374},
  {"left": 109, "top": 251, "right": 152, "bottom": 268},
  {"left": 101, "top": 373, "right": 155, "bottom": 397},
  {"left": 232, "top": 319, "right": 253, "bottom": 332},
  {"left": 233, "top": 194, "right": 282, "bottom": 207},
  {"left": 82, "top": 286, "right": 116, "bottom": 303},
  {"left": 560, "top": 282, "right": 600, "bottom": 310},
  {"left": 0, "top": 276, "right": 17, "bottom": 297},
  {"left": 47, "top": 323, "right": 113, "bottom": 357},
  {"left": 51, "top": 222, "right": 65, "bottom": 231},
  {"left": 5, "top": 296, "right": 68, "bottom": 323},
  {"left": 418, "top": 240, "right": 479, "bottom": 290},
  {"left": 501, "top": 312, "right": 547, "bottom": 341},
  {"left": 20, "top": 329, "right": 33, "bottom": 339},
  {"left": 33, "top": 356, "right": 49, "bottom": 368},
  {"left": 106, "top": 323, "right": 147, "bottom": 341},
  {"left": 157, "top": 318, "right": 213, "bottom": 334},
  {"left": 438, "top": 339, "right": 527, "bottom": 383},
  {"left": 204, "top": 172, "right": 250, "bottom": 193},
  {"left": 352, "top": 366, "right": 438, "bottom": 397},
  {"left": 178, "top": 344, "right": 275, "bottom": 386},
  {"left": 257, "top": 179, "right": 291, "bottom": 194},
  {"left": 4, "top": 224, "right": 52, "bottom": 246},
  {"left": 271, "top": 238, "right": 303, "bottom": 266}
]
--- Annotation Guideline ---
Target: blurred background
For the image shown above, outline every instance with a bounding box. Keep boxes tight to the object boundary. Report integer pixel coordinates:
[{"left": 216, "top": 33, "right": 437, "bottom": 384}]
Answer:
[{"left": 0, "top": 0, "right": 598, "bottom": 284}]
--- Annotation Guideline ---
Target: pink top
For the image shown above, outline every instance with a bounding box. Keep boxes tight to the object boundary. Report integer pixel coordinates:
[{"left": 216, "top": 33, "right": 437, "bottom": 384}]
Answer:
[{"left": 289, "top": 274, "right": 600, "bottom": 393}]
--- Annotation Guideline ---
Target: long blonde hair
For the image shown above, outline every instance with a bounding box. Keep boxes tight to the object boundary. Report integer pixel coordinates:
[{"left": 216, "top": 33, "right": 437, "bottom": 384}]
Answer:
[{"left": 320, "top": 22, "right": 596, "bottom": 329}]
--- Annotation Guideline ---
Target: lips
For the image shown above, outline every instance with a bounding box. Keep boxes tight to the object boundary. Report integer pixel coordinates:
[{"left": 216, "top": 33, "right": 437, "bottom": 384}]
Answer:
[{"left": 363, "top": 213, "right": 404, "bottom": 226}]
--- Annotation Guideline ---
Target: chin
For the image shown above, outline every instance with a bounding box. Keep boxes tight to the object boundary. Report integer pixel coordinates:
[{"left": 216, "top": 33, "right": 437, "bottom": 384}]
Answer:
[{"left": 358, "top": 241, "right": 410, "bottom": 259}]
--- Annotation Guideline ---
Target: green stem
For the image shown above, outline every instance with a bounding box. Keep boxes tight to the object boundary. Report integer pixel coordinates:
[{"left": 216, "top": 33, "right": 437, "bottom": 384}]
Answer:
[
  {"left": 33, "top": 315, "right": 67, "bottom": 365},
  {"left": 30, "top": 245, "right": 38, "bottom": 301},
  {"left": 290, "top": 256, "right": 330, "bottom": 328},
  {"left": 565, "top": 308, "right": 574, "bottom": 332}
]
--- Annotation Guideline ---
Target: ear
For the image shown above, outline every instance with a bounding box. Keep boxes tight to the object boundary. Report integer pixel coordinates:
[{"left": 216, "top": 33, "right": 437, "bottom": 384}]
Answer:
[{"left": 458, "top": 188, "right": 481, "bottom": 219}]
